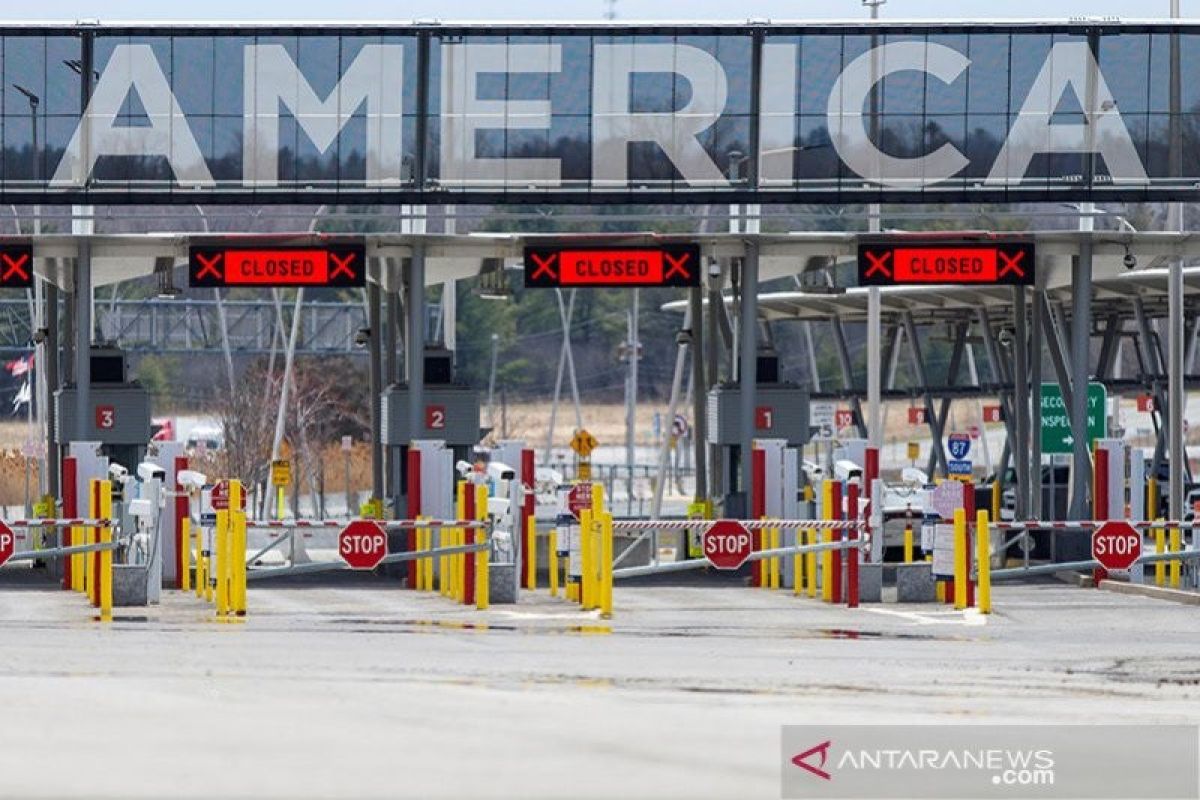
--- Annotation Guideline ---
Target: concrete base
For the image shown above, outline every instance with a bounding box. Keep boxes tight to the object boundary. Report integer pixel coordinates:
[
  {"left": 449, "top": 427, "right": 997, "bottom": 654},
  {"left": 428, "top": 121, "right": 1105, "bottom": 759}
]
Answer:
[
  {"left": 488, "top": 563, "right": 518, "bottom": 604},
  {"left": 1098, "top": 579, "right": 1200, "bottom": 605},
  {"left": 858, "top": 562, "right": 883, "bottom": 603},
  {"left": 894, "top": 562, "right": 936, "bottom": 602},
  {"left": 112, "top": 564, "right": 150, "bottom": 607}
]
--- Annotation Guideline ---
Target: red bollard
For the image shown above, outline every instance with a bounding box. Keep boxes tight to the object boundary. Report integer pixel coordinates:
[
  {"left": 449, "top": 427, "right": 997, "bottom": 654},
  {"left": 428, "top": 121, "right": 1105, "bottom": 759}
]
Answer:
[
  {"left": 520, "top": 449, "right": 535, "bottom": 588},
  {"left": 61, "top": 457, "right": 77, "bottom": 590},
  {"left": 847, "top": 480, "right": 860, "bottom": 608},
  {"left": 174, "top": 455, "right": 189, "bottom": 590},
  {"left": 406, "top": 448, "right": 421, "bottom": 589},
  {"left": 830, "top": 481, "right": 843, "bottom": 603},
  {"left": 462, "top": 480, "right": 476, "bottom": 606},
  {"left": 751, "top": 448, "right": 766, "bottom": 587},
  {"left": 964, "top": 485, "right": 975, "bottom": 609},
  {"left": 1093, "top": 445, "right": 1110, "bottom": 586}
]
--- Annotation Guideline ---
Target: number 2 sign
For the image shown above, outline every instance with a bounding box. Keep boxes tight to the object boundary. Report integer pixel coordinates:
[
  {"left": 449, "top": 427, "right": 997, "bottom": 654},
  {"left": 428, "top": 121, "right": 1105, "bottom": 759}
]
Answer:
[
  {"left": 425, "top": 404, "right": 446, "bottom": 430},
  {"left": 95, "top": 405, "right": 116, "bottom": 430}
]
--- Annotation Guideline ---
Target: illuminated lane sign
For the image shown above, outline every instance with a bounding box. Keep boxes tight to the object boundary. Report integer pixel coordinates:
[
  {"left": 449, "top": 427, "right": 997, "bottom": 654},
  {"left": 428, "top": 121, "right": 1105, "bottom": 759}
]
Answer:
[
  {"left": 524, "top": 245, "right": 701, "bottom": 288},
  {"left": 0, "top": 245, "right": 34, "bottom": 289},
  {"left": 858, "top": 242, "right": 1035, "bottom": 287},
  {"left": 189, "top": 244, "right": 366, "bottom": 288}
]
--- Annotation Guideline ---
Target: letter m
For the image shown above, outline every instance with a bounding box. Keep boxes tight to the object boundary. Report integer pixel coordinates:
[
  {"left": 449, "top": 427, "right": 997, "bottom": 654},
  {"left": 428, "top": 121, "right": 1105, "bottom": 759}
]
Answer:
[{"left": 243, "top": 44, "right": 403, "bottom": 187}]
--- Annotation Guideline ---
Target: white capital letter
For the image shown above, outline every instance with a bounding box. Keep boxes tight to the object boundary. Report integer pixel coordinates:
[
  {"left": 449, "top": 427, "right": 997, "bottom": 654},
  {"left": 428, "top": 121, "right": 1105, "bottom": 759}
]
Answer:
[
  {"left": 987, "top": 41, "right": 1147, "bottom": 186},
  {"left": 592, "top": 44, "right": 727, "bottom": 187},
  {"left": 828, "top": 42, "right": 970, "bottom": 188},
  {"left": 440, "top": 43, "right": 562, "bottom": 187},
  {"left": 243, "top": 44, "right": 403, "bottom": 187},
  {"left": 51, "top": 44, "right": 213, "bottom": 187}
]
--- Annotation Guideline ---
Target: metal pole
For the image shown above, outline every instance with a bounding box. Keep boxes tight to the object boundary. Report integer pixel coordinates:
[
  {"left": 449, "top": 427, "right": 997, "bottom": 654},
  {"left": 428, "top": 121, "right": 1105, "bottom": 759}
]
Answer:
[
  {"left": 739, "top": 242, "right": 759, "bottom": 511},
  {"left": 1013, "top": 286, "right": 1029, "bottom": 519},
  {"left": 1169, "top": 0, "right": 1185, "bottom": 520},
  {"left": 651, "top": 305, "right": 691, "bottom": 519},
  {"left": 384, "top": 282, "right": 400, "bottom": 502},
  {"left": 1031, "top": 278, "right": 1045, "bottom": 518},
  {"left": 690, "top": 286, "right": 708, "bottom": 501},
  {"left": 44, "top": 280, "right": 58, "bottom": 497},
  {"left": 407, "top": 244, "right": 426, "bottom": 481},
  {"left": 367, "top": 281, "right": 383, "bottom": 502},
  {"left": 866, "top": 0, "right": 884, "bottom": 455},
  {"left": 1070, "top": 233, "right": 1093, "bottom": 519},
  {"left": 487, "top": 332, "right": 499, "bottom": 428},
  {"left": 625, "top": 289, "right": 639, "bottom": 504},
  {"left": 74, "top": 240, "right": 90, "bottom": 443},
  {"left": 270, "top": 289, "right": 304, "bottom": 468}
]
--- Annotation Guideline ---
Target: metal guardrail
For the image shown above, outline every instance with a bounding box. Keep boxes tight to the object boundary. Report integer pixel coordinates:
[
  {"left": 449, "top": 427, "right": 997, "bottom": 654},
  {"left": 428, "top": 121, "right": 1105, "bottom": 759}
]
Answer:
[{"left": 246, "top": 539, "right": 490, "bottom": 581}]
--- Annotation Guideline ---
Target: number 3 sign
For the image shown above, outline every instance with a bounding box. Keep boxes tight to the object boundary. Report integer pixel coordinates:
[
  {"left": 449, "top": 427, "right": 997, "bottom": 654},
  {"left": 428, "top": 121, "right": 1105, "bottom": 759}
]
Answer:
[{"left": 95, "top": 405, "right": 116, "bottom": 430}]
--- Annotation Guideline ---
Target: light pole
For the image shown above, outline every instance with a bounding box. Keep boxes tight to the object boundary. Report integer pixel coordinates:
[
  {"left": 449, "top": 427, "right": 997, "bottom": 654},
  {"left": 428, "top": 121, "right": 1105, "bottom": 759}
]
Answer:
[
  {"left": 487, "top": 332, "right": 499, "bottom": 428},
  {"left": 864, "top": 0, "right": 885, "bottom": 492}
]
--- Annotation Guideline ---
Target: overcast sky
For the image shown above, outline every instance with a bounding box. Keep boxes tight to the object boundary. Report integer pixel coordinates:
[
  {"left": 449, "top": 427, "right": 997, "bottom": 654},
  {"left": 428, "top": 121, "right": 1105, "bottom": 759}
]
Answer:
[{"left": 2, "top": 0, "right": 1191, "bottom": 22}]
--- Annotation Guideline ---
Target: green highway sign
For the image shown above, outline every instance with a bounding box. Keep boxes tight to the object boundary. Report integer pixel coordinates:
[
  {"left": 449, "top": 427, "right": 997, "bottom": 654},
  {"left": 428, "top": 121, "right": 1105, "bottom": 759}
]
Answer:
[{"left": 1040, "top": 382, "right": 1107, "bottom": 454}]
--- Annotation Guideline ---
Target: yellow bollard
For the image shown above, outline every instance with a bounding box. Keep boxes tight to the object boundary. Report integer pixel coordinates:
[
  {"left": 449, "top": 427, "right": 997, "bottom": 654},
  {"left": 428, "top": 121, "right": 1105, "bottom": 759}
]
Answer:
[
  {"left": 526, "top": 515, "right": 537, "bottom": 591},
  {"left": 276, "top": 484, "right": 285, "bottom": 522},
  {"left": 203, "top": 525, "right": 214, "bottom": 605},
  {"left": 976, "top": 510, "right": 991, "bottom": 614},
  {"left": 821, "top": 480, "right": 834, "bottom": 603},
  {"left": 805, "top": 529, "right": 817, "bottom": 598},
  {"left": 903, "top": 525, "right": 914, "bottom": 564},
  {"left": 991, "top": 479, "right": 1001, "bottom": 523},
  {"left": 98, "top": 481, "right": 113, "bottom": 621},
  {"left": 953, "top": 508, "right": 967, "bottom": 610},
  {"left": 215, "top": 505, "right": 229, "bottom": 616},
  {"left": 86, "top": 479, "right": 98, "bottom": 606},
  {"left": 475, "top": 484, "right": 490, "bottom": 611},
  {"left": 425, "top": 529, "right": 434, "bottom": 592},
  {"left": 600, "top": 511, "right": 614, "bottom": 618},
  {"left": 180, "top": 517, "right": 191, "bottom": 593},
  {"left": 792, "top": 528, "right": 802, "bottom": 597},
  {"left": 70, "top": 524, "right": 83, "bottom": 593},
  {"left": 193, "top": 517, "right": 204, "bottom": 599},
  {"left": 1170, "top": 528, "right": 1182, "bottom": 589},
  {"left": 549, "top": 529, "right": 559, "bottom": 597},
  {"left": 1148, "top": 478, "right": 1159, "bottom": 520},
  {"left": 770, "top": 528, "right": 781, "bottom": 589},
  {"left": 1155, "top": 526, "right": 1166, "bottom": 586},
  {"left": 415, "top": 524, "right": 425, "bottom": 591},
  {"left": 580, "top": 506, "right": 594, "bottom": 610},
  {"left": 231, "top": 480, "right": 247, "bottom": 616}
]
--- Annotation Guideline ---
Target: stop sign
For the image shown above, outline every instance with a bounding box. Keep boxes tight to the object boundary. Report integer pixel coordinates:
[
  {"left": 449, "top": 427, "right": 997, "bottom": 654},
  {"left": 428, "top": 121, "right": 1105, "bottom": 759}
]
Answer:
[
  {"left": 0, "top": 521, "right": 14, "bottom": 567},
  {"left": 211, "top": 480, "right": 229, "bottom": 511},
  {"left": 703, "top": 520, "right": 753, "bottom": 570},
  {"left": 566, "top": 483, "right": 593, "bottom": 520},
  {"left": 1092, "top": 521, "right": 1141, "bottom": 571},
  {"left": 339, "top": 520, "right": 388, "bottom": 570}
]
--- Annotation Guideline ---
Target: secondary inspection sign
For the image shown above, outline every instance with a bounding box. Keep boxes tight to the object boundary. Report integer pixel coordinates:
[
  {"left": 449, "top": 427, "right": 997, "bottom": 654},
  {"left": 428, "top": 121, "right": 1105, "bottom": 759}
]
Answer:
[{"left": 1041, "top": 382, "right": 1107, "bottom": 454}]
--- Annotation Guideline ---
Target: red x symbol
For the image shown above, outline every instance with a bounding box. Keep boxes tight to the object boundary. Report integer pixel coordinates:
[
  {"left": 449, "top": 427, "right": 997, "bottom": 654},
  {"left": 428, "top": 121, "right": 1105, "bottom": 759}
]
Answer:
[
  {"left": 863, "top": 250, "right": 892, "bottom": 279},
  {"left": 664, "top": 251, "right": 692, "bottom": 281},
  {"left": 998, "top": 250, "right": 1026, "bottom": 279},
  {"left": 330, "top": 252, "right": 357, "bottom": 280},
  {"left": 530, "top": 252, "right": 558, "bottom": 282},
  {"left": 195, "top": 252, "right": 223, "bottom": 281},
  {"left": 1, "top": 253, "right": 30, "bottom": 283}
]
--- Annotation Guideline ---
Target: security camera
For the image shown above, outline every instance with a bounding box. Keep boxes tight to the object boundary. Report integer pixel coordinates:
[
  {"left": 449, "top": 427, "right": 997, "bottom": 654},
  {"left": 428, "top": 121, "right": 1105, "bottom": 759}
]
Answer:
[
  {"left": 127, "top": 498, "right": 155, "bottom": 519},
  {"left": 177, "top": 470, "right": 208, "bottom": 491},
  {"left": 354, "top": 328, "right": 370, "bottom": 348},
  {"left": 30, "top": 327, "right": 49, "bottom": 345},
  {"left": 107, "top": 463, "right": 129, "bottom": 480},
  {"left": 998, "top": 328, "right": 1014, "bottom": 349},
  {"left": 137, "top": 462, "right": 166, "bottom": 482},
  {"left": 1123, "top": 249, "right": 1138, "bottom": 270},
  {"left": 455, "top": 460, "right": 473, "bottom": 477},
  {"left": 486, "top": 462, "right": 516, "bottom": 482}
]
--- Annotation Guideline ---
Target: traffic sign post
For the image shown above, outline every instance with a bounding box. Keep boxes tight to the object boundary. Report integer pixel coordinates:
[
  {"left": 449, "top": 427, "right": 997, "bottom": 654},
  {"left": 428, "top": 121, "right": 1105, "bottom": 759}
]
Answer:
[
  {"left": 339, "top": 520, "right": 388, "bottom": 570},
  {"left": 1092, "top": 521, "right": 1141, "bottom": 572},
  {"left": 703, "top": 520, "right": 752, "bottom": 570},
  {"left": 0, "top": 521, "right": 14, "bottom": 566},
  {"left": 1041, "top": 382, "right": 1107, "bottom": 454}
]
